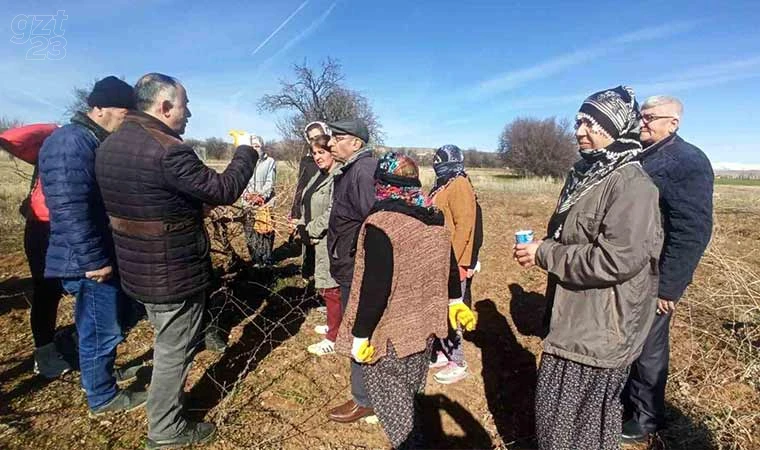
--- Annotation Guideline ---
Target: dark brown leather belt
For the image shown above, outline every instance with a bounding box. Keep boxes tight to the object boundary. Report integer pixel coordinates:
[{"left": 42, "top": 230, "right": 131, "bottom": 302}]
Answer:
[{"left": 109, "top": 216, "right": 167, "bottom": 238}]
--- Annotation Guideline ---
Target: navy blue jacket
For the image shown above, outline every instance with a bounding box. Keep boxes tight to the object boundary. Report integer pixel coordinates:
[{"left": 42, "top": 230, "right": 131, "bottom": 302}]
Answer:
[
  {"left": 640, "top": 134, "right": 714, "bottom": 301},
  {"left": 327, "top": 148, "right": 378, "bottom": 286},
  {"left": 38, "top": 113, "right": 113, "bottom": 278}
]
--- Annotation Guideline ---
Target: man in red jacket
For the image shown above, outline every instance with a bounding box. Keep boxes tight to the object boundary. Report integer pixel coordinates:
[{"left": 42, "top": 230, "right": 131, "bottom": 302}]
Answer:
[{"left": 0, "top": 124, "right": 70, "bottom": 378}]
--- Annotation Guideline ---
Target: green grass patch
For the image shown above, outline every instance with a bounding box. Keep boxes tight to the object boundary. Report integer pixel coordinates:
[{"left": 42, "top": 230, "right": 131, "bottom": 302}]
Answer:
[{"left": 714, "top": 177, "right": 760, "bottom": 186}]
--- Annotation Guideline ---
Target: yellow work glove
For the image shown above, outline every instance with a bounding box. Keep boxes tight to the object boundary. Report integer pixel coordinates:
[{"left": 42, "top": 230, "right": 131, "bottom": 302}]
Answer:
[
  {"left": 228, "top": 129, "right": 251, "bottom": 147},
  {"left": 448, "top": 300, "right": 476, "bottom": 331},
  {"left": 351, "top": 337, "right": 375, "bottom": 363}
]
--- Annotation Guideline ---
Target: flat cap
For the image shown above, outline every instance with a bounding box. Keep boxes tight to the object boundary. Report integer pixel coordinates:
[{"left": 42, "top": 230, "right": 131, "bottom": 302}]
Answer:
[{"left": 327, "top": 119, "right": 369, "bottom": 143}]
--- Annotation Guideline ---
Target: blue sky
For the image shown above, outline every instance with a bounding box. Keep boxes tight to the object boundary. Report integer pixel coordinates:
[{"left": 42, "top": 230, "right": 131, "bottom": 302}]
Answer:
[{"left": 1, "top": 0, "right": 759, "bottom": 165}]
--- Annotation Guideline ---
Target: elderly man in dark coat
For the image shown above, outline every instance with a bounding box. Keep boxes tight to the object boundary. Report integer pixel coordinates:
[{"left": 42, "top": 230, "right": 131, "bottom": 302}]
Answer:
[{"left": 622, "top": 95, "right": 714, "bottom": 444}]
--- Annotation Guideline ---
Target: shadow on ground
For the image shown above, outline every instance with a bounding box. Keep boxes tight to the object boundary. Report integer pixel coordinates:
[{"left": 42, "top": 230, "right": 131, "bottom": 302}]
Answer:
[
  {"left": 0, "top": 276, "right": 33, "bottom": 316},
  {"left": 419, "top": 393, "right": 492, "bottom": 449},
  {"left": 471, "top": 297, "right": 539, "bottom": 448},
  {"left": 187, "top": 266, "right": 316, "bottom": 421},
  {"left": 508, "top": 283, "right": 548, "bottom": 339}
]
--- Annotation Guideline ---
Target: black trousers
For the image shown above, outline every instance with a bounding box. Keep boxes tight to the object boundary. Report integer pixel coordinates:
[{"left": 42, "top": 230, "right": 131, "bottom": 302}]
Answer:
[
  {"left": 24, "top": 220, "right": 64, "bottom": 348},
  {"left": 623, "top": 312, "right": 672, "bottom": 433}
]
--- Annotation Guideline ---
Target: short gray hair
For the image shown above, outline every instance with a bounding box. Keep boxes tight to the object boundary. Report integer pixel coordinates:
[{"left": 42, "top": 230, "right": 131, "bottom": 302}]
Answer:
[
  {"left": 642, "top": 95, "right": 683, "bottom": 119},
  {"left": 134, "top": 73, "right": 180, "bottom": 112},
  {"left": 251, "top": 135, "right": 264, "bottom": 146}
]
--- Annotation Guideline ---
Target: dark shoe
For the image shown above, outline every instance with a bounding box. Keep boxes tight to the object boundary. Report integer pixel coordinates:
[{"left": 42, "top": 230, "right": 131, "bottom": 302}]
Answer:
[
  {"left": 145, "top": 421, "right": 217, "bottom": 449},
  {"left": 622, "top": 418, "right": 649, "bottom": 444},
  {"left": 115, "top": 364, "right": 143, "bottom": 385},
  {"left": 89, "top": 389, "right": 147, "bottom": 417},
  {"left": 204, "top": 328, "right": 228, "bottom": 353},
  {"left": 327, "top": 399, "right": 374, "bottom": 423},
  {"left": 33, "top": 342, "right": 73, "bottom": 379}
]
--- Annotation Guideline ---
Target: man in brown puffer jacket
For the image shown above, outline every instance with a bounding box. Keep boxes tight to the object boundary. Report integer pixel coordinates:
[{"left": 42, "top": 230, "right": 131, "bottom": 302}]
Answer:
[{"left": 96, "top": 73, "right": 258, "bottom": 449}]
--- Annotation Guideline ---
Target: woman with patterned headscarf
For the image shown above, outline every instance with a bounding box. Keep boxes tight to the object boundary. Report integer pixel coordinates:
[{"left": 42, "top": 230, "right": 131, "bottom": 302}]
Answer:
[
  {"left": 513, "top": 86, "right": 663, "bottom": 449},
  {"left": 428, "top": 144, "right": 482, "bottom": 385},
  {"left": 335, "top": 152, "right": 476, "bottom": 449}
]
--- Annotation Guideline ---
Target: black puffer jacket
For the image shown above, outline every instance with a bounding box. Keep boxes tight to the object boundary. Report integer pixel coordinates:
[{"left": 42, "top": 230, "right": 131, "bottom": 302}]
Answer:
[{"left": 95, "top": 111, "right": 257, "bottom": 303}]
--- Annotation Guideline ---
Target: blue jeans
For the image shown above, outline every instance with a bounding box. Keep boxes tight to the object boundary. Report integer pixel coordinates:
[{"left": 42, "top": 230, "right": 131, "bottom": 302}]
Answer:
[{"left": 62, "top": 277, "right": 124, "bottom": 410}]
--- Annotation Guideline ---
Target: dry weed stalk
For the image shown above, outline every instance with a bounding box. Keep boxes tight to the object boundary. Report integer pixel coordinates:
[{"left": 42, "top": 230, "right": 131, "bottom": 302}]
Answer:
[{"left": 667, "top": 215, "right": 760, "bottom": 450}]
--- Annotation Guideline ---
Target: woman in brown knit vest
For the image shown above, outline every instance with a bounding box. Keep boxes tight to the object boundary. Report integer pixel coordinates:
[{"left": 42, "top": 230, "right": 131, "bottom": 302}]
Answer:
[{"left": 336, "top": 152, "right": 476, "bottom": 449}]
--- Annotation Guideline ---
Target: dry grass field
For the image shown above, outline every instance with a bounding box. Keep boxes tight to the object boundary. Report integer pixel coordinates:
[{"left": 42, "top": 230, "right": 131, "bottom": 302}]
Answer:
[{"left": 0, "top": 159, "right": 758, "bottom": 449}]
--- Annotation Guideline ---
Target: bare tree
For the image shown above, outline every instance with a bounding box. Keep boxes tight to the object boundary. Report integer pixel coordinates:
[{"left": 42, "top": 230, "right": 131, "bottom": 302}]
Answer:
[
  {"left": 498, "top": 117, "right": 578, "bottom": 177},
  {"left": 64, "top": 81, "right": 94, "bottom": 118},
  {"left": 0, "top": 116, "right": 23, "bottom": 134},
  {"left": 204, "top": 137, "right": 232, "bottom": 160},
  {"left": 258, "top": 58, "right": 383, "bottom": 164},
  {"left": 0, "top": 117, "right": 24, "bottom": 161}
]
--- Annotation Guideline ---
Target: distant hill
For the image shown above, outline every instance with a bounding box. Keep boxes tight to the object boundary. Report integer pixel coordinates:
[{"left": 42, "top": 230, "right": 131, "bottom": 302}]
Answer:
[{"left": 713, "top": 162, "right": 760, "bottom": 179}]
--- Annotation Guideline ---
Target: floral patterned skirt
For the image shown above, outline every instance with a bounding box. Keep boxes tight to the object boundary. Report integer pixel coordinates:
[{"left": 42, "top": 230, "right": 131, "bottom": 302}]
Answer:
[{"left": 535, "top": 352, "right": 630, "bottom": 450}]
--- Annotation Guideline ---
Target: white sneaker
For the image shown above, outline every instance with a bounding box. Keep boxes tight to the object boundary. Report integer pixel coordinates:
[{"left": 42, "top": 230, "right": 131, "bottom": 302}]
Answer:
[
  {"left": 429, "top": 351, "right": 449, "bottom": 369},
  {"left": 307, "top": 339, "right": 335, "bottom": 356},
  {"left": 33, "top": 342, "right": 72, "bottom": 379},
  {"left": 434, "top": 362, "right": 468, "bottom": 385},
  {"left": 313, "top": 325, "right": 329, "bottom": 335}
]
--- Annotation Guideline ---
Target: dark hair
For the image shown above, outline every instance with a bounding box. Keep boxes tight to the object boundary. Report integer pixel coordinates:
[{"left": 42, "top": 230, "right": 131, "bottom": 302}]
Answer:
[{"left": 134, "top": 73, "right": 180, "bottom": 112}]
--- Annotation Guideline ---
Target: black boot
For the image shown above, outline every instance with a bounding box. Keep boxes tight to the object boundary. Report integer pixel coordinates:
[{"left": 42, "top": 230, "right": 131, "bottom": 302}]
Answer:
[
  {"left": 145, "top": 422, "right": 216, "bottom": 449},
  {"left": 204, "top": 327, "right": 228, "bottom": 353},
  {"left": 621, "top": 418, "right": 649, "bottom": 443}
]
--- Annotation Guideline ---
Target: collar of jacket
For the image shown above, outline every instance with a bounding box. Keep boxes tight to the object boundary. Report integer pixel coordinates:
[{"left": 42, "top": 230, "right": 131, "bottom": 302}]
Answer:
[
  {"left": 369, "top": 198, "right": 444, "bottom": 226},
  {"left": 124, "top": 111, "right": 183, "bottom": 141},
  {"left": 340, "top": 147, "right": 373, "bottom": 171},
  {"left": 71, "top": 111, "right": 109, "bottom": 143},
  {"left": 639, "top": 133, "right": 679, "bottom": 161}
]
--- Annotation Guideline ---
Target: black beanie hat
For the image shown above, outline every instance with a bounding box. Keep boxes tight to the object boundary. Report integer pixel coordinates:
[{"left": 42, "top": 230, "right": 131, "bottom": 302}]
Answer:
[{"left": 86, "top": 76, "right": 135, "bottom": 109}]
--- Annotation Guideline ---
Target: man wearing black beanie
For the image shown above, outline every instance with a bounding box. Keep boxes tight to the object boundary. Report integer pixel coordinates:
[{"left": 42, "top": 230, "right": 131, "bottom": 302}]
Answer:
[{"left": 38, "top": 75, "right": 147, "bottom": 416}]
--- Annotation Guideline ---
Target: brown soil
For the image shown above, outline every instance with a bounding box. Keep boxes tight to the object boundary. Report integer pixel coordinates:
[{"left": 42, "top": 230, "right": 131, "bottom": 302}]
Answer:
[{"left": 1, "top": 187, "right": 758, "bottom": 450}]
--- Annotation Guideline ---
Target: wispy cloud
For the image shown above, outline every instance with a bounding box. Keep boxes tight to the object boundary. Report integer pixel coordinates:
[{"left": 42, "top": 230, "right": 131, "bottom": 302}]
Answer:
[
  {"left": 644, "top": 54, "right": 760, "bottom": 85},
  {"left": 16, "top": 88, "right": 67, "bottom": 113},
  {"left": 637, "top": 71, "right": 760, "bottom": 94},
  {"left": 493, "top": 55, "right": 760, "bottom": 112},
  {"left": 250, "top": 0, "right": 311, "bottom": 56},
  {"left": 636, "top": 54, "right": 760, "bottom": 94},
  {"left": 475, "top": 20, "right": 701, "bottom": 96},
  {"left": 259, "top": 1, "right": 338, "bottom": 70}
]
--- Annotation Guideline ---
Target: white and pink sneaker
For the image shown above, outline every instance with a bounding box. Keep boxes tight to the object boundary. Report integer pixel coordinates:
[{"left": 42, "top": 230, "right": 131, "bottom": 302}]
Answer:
[
  {"left": 429, "top": 351, "right": 449, "bottom": 369},
  {"left": 434, "top": 361, "right": 468, "bottom": 384}
]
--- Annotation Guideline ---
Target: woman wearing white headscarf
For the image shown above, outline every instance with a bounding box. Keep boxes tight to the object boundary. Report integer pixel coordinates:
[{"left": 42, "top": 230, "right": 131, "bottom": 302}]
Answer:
[{"left": 242, "top": 135, "right": 277, "bottom": 266}]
